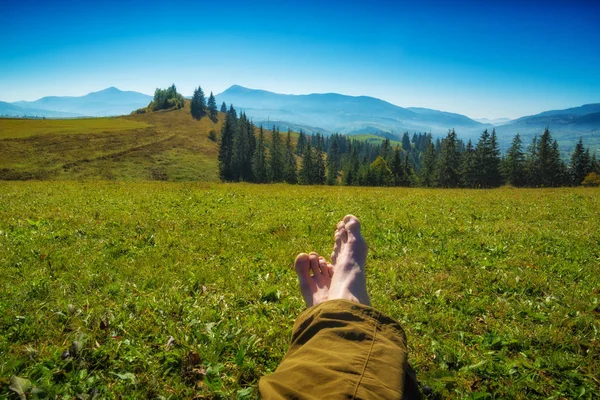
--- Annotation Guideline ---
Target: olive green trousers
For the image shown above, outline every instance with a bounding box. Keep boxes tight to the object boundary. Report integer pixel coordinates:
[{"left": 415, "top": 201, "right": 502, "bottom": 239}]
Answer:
[{"left": 259, "top": 300, "right": 421, "bottom": 399}]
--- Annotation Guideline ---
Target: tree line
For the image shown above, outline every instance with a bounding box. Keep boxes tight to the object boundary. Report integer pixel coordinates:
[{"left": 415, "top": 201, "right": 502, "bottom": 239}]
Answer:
[
  {"left": 216, "top": 105, "right": 599, "bottom": 187},
  {"left": 190, "top": 86, "right": 218, "bottom": 121}
]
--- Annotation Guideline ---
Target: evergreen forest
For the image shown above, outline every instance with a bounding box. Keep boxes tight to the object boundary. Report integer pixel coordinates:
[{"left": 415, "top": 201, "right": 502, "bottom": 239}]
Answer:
[{"left": 213, "top": 104, "right": 600, "bottom": 188}]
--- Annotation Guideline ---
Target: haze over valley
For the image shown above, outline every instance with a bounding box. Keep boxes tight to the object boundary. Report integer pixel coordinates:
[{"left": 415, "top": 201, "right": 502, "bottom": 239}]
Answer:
[{"left": 2, "top": 85, "right": 598, "bottom": 153}]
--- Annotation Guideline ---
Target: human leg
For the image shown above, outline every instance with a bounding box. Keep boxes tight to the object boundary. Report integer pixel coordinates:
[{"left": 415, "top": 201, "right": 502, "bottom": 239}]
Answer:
[{"left": 259, "top": 216, "right": 421, "bottom": 399}]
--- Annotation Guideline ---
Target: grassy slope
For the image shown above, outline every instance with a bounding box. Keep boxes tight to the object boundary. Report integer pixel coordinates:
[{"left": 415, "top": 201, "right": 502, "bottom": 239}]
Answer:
[
  {"left": 351, "top": 133, "right": 402, "bottom": 147},
  {"left": 1, "top": 182, "right": 599, "bottom": 398},
  {"left": 0, "top": 105, "right": 223, "bottom": 181},
  {"left": 0, "top": 118, "right": 151, "bottom": 139}
]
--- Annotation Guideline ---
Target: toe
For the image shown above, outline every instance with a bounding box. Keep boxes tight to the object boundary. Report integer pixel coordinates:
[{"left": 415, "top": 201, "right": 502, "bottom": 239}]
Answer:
[
  {"left": 294, "top": 253, "right": 311, "bottom": 280},
  {"left": 318, "top": 257, "right": 329, "bottom": 278},
  {"left": 295, "top": 253, "right": 316, "bottom": 307},
  {"left": 309, "top": 252, "right": 322, "bottom": 280},
  {"left": 340, "top": 225, "right": 348, "bottom": 244},
  {"left": 333, "top": 231, "right": 343, "bottom": 262},
  {"left": 335, "top": 229, "right": 343, "bottom": 244},
  {"left": 344, "top": 215, "right": 361, "bottom": 240}
]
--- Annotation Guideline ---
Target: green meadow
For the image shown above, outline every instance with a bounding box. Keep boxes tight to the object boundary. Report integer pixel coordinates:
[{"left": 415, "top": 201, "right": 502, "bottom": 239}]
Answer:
[
  {"left": 1, "top": 182, "right": 599, "bottom": 399},
  {"left": 0, "top": 107, "right": 223, "bottom": 182}
]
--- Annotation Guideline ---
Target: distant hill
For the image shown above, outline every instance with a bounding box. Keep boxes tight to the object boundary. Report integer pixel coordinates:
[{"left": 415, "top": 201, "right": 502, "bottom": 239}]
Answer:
[
  {"left": 0, "top": 101, "right": 83, "bottom": 118},
  {"left": 216, "top": 85, "right": 489, "bottom": 138},
  {"left": 494, "top": 103, "right": 600, "bottom": 154},
  {"left": 534, "top": 103, "right": 600, "bottom": 118},
  {"left": 9, "top": 87, "right": 152, "bottom": 117},
  {"left": 215, "top": 85, "right": 599, "bottom": 153},
  {"left": 474, "top": 117, "right": 512, "bottom": 125},
  {"left": 4, "top": 85, "right": 598, "bottom": 154}
]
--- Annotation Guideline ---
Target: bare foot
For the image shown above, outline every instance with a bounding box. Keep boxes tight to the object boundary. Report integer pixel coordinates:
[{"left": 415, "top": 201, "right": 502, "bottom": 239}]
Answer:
[
  {"left": 329, "top": 215, "right": 371, "bottom": 306},
  {"left": 294, "top": 252, "right": 333, "bottom": 307}
]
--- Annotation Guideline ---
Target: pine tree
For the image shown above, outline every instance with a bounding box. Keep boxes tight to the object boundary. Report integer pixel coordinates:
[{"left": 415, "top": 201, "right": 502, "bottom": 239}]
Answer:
[
  {"left": 232, "top": 113, "right": 254, "bottom": 182},
  {"left": 207, "top": 92, "right": 218, "bottom": 121},
  {"left": 535, "top": 128, "right": 564, "bottom": 187},
  {"left": 343, "top": 146, "right": 360, "bottom": 186},
  {"left": 284, "top": 129, "right": 298, "bottom": 184},
  {"left": 502, "top": 133, "right": 526, "bottom": 186},
  {"left": 314, "top": 135, "right": 326, "bottom": 184},
  {"left": 487, "top": 129, "right": 503, "bottom": 187},
  {"left": 190, "top": 88, "right": 199, "bottom": 119},
  {"left": 435, "top": 137, "right": 442, "bottom": 153},
  {"left": 420, "top": 138, "right": 437, "bottom": 187},
  {"left": 299, "top": 140, "right": 314, "bottom": 185},
  {"left": 218, "top": 110, "right": 237, "bottom": 181},
  {"left": 549, "top": 139, "right": 566, "bottom": 186},
  {"left": 296, "top": 130, "right": 307, "bottom": 155},
  {"left": 190, "top": 86, "right": 206, "bottom": 120},
  {"left": 252, "top": 126, "right": 268, "bottom": 183},
  {"left": 591, "top": 153, "right": 599, "bottom": 173},
  {"left": 402, "top": 132, "right": 412, "bottom": 152},
  {"left": 390, "top": 146, "right": 404, "bottom": 186},
  {"left": 380, "top": 138, "right": 391, "bottom": 163},
  {"left": 358, "top": 156, "right": 373, "bottom": 186},
  {"left": 435, "top": 129, "right": 460, "bottom": 187},
  {"left": 525, "top": 135, "right": 539, "bottom": 186},
  {"left": 473, "top": 129, "right": 502, "bottom": 187},
  {"left": 460, "top": 139, "right": 477, "bottom": 188},
  {"left": 326, "top": 139, "right": 340, "bottom": 185},
  {"left": 270, "top": 126, "right": 284, "bottom": 182},
  {"left": 228, "top": 104, "right": 237, "bottom": 118},
  {"left": 569, "top": 138, "right": 592, "bottom": 186},
  {"left": 220, "top": 102, "right": 227, "bottom": 113},
  {"left": 403, "top": 153, "right": 415, "bottom": 186}
]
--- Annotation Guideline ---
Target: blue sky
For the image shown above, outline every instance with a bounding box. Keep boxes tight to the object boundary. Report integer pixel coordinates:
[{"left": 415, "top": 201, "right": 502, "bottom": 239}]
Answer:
[{"left": 1, "top": 0, "right": 599, "bottom": 119}]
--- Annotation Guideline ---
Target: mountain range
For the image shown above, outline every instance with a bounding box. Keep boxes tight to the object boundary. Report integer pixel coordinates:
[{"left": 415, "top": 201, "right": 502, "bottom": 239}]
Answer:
[
  {"left": 1, "top": 87, "right": 152, "bottom": 118},
  {"left": 214, "top": 85, "right": 489, "bottom": 138},
  {"left": 214, "top": 85, "right": 599, "bottom": 152},
  {"left": 1, "top": 85, "right": 598, "bottom": 152}
]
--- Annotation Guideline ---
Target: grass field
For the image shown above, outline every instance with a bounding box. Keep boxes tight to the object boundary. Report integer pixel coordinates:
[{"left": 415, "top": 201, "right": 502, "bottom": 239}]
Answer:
[
  {"left": 1, "top": 182, "right": 599, "bottom": 399},
  {"left": 0, "top": 107, "right": 224, "bottom": 182},
  {"left": 0, "top": 118, "right": 151, "bottom": 140}
]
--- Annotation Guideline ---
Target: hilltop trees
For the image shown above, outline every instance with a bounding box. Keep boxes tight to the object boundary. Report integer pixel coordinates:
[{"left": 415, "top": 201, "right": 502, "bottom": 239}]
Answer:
[
  {"left": 149, "top": 84, "right": 184, "bottom": 111},
  {"left": 220, "top": 102, "right": 227, "bottom": 113},
  {"left": 190, "top": 86, "right": 207, "bottom": 119},
  {"left": 207, "top": 92, "right": 218, "bottom": 121}
]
